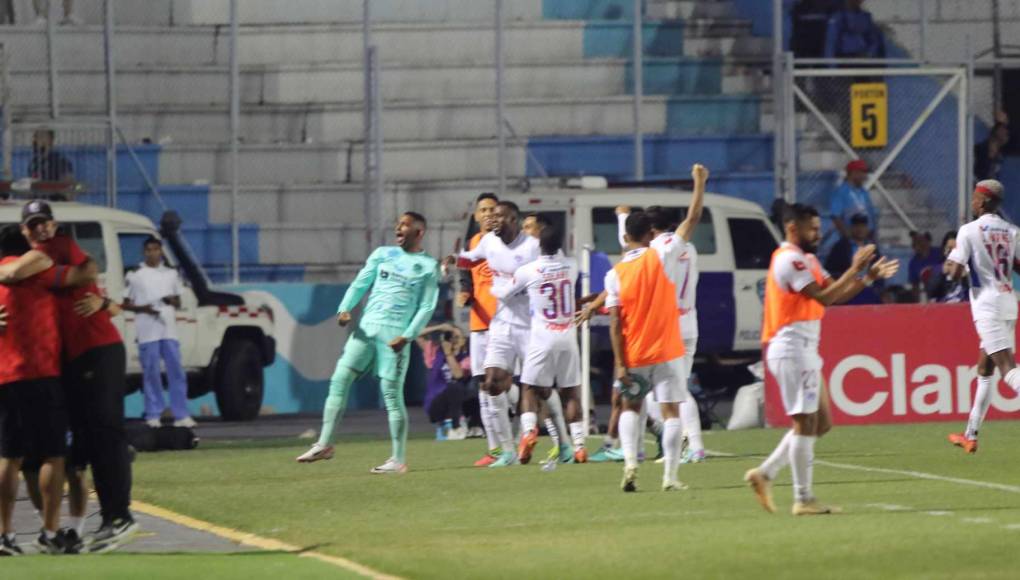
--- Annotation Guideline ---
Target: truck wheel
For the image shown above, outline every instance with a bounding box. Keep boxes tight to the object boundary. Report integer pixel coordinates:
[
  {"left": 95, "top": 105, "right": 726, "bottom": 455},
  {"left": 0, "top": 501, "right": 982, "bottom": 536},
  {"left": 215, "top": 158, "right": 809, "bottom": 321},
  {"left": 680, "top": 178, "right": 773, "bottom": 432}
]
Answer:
[{"left": 215, "top": 339, "right": 264, "bottom": 421}]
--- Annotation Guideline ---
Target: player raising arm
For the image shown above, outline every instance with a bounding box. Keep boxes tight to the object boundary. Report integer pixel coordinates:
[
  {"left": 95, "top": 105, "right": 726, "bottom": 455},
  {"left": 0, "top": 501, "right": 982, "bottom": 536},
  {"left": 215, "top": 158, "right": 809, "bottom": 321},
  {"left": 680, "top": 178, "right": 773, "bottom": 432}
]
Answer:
[
  {"left": 945, "top": 180, "right": 1020, "bottom": 454},
  {"left": 297, "top": 213, "right": 439, "bottom": 474},
  {"left": 744, "top": 203, "right": 897, "bottom": 515}
]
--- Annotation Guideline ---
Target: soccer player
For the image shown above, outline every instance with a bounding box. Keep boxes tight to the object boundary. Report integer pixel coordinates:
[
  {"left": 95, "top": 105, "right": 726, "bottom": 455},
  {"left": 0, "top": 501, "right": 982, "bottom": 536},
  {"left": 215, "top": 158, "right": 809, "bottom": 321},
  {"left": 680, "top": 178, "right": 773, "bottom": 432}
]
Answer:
[
  {"left": 946, "top": 180, "right": 1020, "bottom": 453},
  {"left": 297, "top": 213, "right": 439, "bottom": 474},
  {"left": 744, "top": 203, "right": 897, "bottom": 515},
  {"left": 454, "top": 201, "right": 540, "bottom": 467},
  {"left": 491, "top": 225, "right": 586, "bottom": 464},
  {"left": 458, "top": 193, "right": 503, "bottom": 466},
  {"left": 606, "top": 211, "right": 691, "bottom": 492},
  {"left": 0, "top": 225, "right": 97, "bottom": 555}
]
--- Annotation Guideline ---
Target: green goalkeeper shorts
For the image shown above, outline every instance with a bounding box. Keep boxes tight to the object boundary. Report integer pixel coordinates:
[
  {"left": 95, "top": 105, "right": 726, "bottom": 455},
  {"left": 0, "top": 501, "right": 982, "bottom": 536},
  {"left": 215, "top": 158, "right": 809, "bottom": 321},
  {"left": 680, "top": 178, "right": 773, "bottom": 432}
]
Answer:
[{"left": 337, "top": 323, "right": 412, "bottom": 383}]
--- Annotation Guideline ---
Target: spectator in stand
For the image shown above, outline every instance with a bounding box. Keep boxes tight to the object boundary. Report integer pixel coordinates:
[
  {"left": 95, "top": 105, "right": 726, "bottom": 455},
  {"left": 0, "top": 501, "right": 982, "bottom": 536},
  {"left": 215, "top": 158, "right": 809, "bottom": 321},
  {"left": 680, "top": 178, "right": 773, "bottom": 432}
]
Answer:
[
  {"left": 791, "top": 0, "right": 842, "bottom": 59},
  {"left": 123, "top": 237, "right": 195, "bottom": 429},
  {"left": 824, "top": 0, "right": 885, "bottom": 60},
  {"left": 28, "top": 129, "right": 74, "bottom": 183},
  {"left": 824, "top": 213, "right": 882, "bottom": 304},
  {"left": 926, "top": 231, "right": 969, "bottom": 304},
  {"left": 417, "top": 323, "right": 473, "bottom": 441},
  {"left": 30, "top": 0, "right": 80, "bottom": 26},
  {"left": 830, "top": 159, "right": 878, "bottom": 239},
  {"left": 908, "top": 231, "right": 943, "bottom": 300},
  {"left": 974, "top": 111, "right": 1010, "bottom": 182}
]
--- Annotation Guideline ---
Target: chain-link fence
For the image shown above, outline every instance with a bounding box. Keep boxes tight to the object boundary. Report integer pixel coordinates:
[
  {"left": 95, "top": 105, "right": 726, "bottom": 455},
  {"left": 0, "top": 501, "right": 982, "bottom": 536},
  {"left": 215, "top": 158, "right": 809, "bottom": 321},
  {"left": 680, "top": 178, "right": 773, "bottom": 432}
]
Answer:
[{"left": 778, "top": 62, "right": 967, "bottom": 263}]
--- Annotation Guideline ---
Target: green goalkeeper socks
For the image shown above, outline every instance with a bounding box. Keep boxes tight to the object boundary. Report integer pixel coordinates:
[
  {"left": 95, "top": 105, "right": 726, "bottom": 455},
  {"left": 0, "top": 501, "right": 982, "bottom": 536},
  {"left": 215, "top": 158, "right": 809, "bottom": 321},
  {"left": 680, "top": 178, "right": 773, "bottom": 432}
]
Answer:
[{"left": 318, "top": 364, "right": 358, "bottom": 447}]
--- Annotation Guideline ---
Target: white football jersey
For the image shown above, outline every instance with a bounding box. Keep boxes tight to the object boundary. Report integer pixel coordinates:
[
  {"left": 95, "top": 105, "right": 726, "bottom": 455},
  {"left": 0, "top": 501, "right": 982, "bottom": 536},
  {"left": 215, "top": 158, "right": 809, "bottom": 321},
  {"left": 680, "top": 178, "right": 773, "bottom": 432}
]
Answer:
[
  {"left": 495, "top": 253, "right": 578, "bottom": 340},
  {"left": 947, "top": 213, "right": 1020, "bottom": 322},
  {"left": 459, "top": 231, "right": 540, "bottom": 327}
]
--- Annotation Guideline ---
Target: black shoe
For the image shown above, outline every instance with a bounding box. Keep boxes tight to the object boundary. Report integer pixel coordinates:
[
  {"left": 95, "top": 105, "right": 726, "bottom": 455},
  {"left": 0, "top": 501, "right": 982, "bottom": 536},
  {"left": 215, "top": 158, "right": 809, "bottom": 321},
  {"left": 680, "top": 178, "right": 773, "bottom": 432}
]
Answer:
[
  {"left": 86, "top": 517, "right": 139, "bottom": 554},
  {"left": 59, "top": 528, "right": 82, "bottom": 554},
  {"left": 0, "top": 534, "right": 23, "bottom": 556},
  {"left": 34, "top": 531, "right": 67, "bottom": 555}
]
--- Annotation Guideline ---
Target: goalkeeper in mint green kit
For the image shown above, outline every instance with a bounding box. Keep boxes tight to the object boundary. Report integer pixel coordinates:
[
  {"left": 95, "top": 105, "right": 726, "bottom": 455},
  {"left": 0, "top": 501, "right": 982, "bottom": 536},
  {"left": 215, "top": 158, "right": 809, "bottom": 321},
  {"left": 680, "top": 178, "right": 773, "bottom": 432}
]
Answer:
[{"left": 296, "top": 212, "right": 439, "bottom": 474}]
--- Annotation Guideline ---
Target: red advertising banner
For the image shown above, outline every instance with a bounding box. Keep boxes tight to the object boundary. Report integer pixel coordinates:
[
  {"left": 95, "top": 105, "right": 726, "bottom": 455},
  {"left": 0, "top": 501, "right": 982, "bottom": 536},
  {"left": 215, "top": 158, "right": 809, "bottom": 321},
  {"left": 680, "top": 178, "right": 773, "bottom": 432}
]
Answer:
[{"left": 764, "top": 303, "right": 1020, "bottom": 427}]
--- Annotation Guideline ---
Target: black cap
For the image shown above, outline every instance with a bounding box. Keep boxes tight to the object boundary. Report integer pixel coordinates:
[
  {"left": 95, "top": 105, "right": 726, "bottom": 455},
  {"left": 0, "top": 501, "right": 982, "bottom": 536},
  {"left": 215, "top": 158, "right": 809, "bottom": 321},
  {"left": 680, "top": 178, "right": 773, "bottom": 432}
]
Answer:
[
  {"left": 21, "top": 199, "right": 54, "bottom": 225},
  {"left": 850, "top": 213, "right": 869, "bottom": 225}
]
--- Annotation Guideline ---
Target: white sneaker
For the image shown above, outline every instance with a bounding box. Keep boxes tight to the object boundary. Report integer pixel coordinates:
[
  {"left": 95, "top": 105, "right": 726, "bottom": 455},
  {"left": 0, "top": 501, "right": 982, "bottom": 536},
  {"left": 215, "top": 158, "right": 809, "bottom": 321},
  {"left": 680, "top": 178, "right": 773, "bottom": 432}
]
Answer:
[
  {"left": 447, "top": 426, "right": 468, "bottom": 440},
  {"left": 296, "top": 443, "right": 334, "bottom": 463},
  {"left": 173, "top": 417, "right": 198, "bottom": 428},
  {"left": 466, "top": 427, "right": 485, "bottom": 439},
  {"left": 370, "top": 458, "right": 408, "bottom": 474},
  {"left": 145, "top": 418, "right": 161, "bottom": 429},
  {"left": 662, "top": 479, "right": 688, "bottom": 492}
]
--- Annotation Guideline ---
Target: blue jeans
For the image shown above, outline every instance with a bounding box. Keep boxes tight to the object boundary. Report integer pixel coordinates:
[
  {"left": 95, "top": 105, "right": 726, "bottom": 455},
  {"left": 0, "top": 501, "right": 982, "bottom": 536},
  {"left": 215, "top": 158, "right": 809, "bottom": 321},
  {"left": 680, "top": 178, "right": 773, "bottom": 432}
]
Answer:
[{"left": 139, "top": 339, "right": 189, "bottom": 420}]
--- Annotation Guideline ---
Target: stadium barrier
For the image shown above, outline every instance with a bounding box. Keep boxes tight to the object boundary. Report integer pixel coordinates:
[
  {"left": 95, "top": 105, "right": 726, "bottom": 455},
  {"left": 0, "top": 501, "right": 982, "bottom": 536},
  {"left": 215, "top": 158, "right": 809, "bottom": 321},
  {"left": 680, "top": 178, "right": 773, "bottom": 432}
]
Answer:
[{"left": 764, "top": 303, "right": 1020, "bottom": 427}]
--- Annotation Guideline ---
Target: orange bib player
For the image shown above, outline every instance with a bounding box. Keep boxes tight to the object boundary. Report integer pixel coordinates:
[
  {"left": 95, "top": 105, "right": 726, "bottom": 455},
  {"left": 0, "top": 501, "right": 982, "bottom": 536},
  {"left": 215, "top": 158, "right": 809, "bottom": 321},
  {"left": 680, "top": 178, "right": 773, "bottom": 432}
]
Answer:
[
  {"left": 744, "top": 203, "right": 897, "bottom": 516},
  {"left": 605, "top": 211, "right": 689, "bottom": 493}
]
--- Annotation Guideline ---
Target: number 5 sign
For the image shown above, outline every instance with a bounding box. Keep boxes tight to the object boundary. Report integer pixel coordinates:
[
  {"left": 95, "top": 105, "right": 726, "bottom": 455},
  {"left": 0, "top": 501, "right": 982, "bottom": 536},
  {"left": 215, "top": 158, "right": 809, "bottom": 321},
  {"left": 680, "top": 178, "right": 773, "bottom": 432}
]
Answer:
[{"left": 850, "top": 82, "right": 888, "bottom": 149}]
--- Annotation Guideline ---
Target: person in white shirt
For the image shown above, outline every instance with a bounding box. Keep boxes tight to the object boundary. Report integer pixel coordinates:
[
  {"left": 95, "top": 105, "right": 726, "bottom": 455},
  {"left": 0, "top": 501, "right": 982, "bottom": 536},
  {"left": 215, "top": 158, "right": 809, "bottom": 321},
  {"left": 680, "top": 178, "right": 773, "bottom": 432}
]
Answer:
[
  {"left": 122, "top": 237, "right": 195, "bottom": 429},
  {"left": 491, "top": 225, "right": 586, "bottom": 465},
  {"left": 453, "top": 201, "right": 540, "bottom": 467},
  {"left": 945, "top": 180, "right": 1020, "bottom": 454}
]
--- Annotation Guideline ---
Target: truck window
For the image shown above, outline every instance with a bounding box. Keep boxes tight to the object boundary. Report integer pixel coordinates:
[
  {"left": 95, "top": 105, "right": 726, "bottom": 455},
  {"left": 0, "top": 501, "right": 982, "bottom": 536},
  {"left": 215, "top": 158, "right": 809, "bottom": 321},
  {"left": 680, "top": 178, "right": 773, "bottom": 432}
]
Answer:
[
  {"left": 57, "top": 222, "right": 106, "bottom": 272},
  {"left": 592, "top": 207, "right": 715, "bottom": 255},
  {"left": 118, "top": 232, "right": 177, "bottom": 274},
  {"left": 729, "top": 217, "right": 777, "bottom": 269}
]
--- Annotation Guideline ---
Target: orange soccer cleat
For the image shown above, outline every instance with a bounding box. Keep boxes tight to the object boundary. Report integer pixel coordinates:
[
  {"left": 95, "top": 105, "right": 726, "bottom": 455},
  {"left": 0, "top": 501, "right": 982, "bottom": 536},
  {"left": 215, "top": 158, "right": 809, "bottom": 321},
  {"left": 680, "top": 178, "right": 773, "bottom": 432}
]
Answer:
[
  {"left": 518, "top": 429, "right": 539, "bottom": 465},
  {"left": 574, "top": 447, "right": 588, "bottom": 464},
  {"left": 474, "top": 451, "right": 500, "bottom": 467},
  {"left": 948, "top": 433, "right": 978, "bottom": 454}
]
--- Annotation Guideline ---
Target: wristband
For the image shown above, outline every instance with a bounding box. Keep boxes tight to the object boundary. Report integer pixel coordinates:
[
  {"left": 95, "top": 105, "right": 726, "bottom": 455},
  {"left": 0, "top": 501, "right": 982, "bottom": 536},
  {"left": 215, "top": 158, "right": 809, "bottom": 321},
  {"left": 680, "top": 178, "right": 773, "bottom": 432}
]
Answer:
[{"left": 101, "top": 297, "right": 112, "bottom": 311}]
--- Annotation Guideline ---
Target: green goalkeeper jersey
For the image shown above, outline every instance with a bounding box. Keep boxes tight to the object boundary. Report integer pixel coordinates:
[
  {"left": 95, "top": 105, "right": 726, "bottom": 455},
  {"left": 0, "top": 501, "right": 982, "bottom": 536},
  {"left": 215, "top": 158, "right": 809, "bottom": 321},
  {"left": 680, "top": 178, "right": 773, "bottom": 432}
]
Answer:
[{"left": 337, "top": 246, "right": 440, "bottom": 340}]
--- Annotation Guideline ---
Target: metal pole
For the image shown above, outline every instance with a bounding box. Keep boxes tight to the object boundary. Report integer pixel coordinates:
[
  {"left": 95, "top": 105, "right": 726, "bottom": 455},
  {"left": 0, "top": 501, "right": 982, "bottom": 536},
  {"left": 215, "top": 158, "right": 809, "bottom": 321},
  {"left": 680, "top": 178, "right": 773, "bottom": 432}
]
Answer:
[
  {"left": 580, "top": 245, "right": 592, "bottom": 440},
  {"left": 772, "top": 0, "right": 783, "bottom": 200},
  {"left": 783, "top": 52, "right": 797, "bottom": 203},
  {"left": 964, "top": 37, "right": 975, "bottom": 226},
  {"left": 370, "top": 46, "right": 384, "bottom": 249},
  {"left": 104, "top": 0, "right": 117, "bottom": 208},
  {"left": 495, "top": 0, "right": 506, "bottom": 196},
  {"left": 229, "top": 0, "right": 240, "bottom": 284},
  {"left": 919, "top": 0, "right": 927, "bottom": 62},
  {"left": 992, "top": 0, "right": 1003, "bottom": 113},
  {"left": 1, "top": 44, "right": 11, "bottom": 180},
  {"left": 45, "top": 0, "right": 59, "bottom": 118},
  {"left": 632, "top": 0, "right": 644, "bottom": 180},
  {"left": 363, "top": 0, "right": 375, "bottom": 248}
]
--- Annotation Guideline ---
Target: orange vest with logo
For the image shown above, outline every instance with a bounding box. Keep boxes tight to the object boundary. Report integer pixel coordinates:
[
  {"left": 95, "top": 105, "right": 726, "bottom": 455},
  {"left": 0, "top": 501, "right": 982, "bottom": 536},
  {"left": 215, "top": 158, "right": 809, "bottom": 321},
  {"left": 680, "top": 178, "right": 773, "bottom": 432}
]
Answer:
[
  {"left": 614, "top": 249, "right": 684, "bottom": 368},
  {"left": 468, "top": 233, "right": 497, "bottom": 332},
  {"left": 761, "top": 245, "right": 826, "bottom": 345}
]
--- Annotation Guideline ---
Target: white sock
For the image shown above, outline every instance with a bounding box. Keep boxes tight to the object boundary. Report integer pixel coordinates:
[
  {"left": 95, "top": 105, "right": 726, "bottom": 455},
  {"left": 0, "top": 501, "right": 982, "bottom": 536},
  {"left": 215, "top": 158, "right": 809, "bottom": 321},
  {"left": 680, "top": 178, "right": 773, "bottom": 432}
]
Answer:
[
  {"left": 546, "top": 390, "right": 569, "bottom": 449},
  {"left": 543, "top": 417, "right": 560, "bottom": 447},
  {"left": 790, "top": 435, "right": 817, "bottom": 503},
  {"left": 508, "top": 383, "right": 521, "bottom": 407},
  {"left": 619, "top": 410, "right": 640, "bottom": 469},
  {"left": 521, "top": 411, "right": 538, "bottom": 435},
  {"left": 569, "top": 421, "right": 586, "bottom": 449},
  {"left": 662, "top": 417, "right": 683, "bottom": 484},
  {"left": 1005, "top": 368, "right": 1020, "bottom": 393},
  {"left": 68, "top": 516, "right": 85, "bottom": 536},
  {"left": 760, "top": 430, "right": 794, "bottom": 480},
  {"left": 966, "top": 376, "right": 994, "bottom": 440},
  {"left": 681, "top": 400, "right": 704, "bottom": 452},
  {"left": 491, "top": 393, "right": 515, "bottom": 451},
  {"left": 478, "top": 392, "right": 500, "bottom": 452}
]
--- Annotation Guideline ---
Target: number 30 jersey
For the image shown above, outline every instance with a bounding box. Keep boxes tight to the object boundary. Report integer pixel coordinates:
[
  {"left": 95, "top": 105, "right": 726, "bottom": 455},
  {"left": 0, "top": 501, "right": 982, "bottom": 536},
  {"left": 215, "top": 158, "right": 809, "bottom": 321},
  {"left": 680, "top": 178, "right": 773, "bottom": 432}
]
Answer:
[
  {"left": 948, "top": 213, "right": 1020, "bottom": 322},
  {"left": 493, "top": 253, "right": 578, "bottom": 341}
]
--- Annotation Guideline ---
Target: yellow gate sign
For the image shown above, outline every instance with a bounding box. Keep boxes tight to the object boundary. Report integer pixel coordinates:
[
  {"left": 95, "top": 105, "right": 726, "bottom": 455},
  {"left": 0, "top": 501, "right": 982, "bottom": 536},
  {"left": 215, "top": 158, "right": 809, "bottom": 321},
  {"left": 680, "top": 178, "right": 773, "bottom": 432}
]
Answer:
[{"left": 850, "top": 82, "right": 888, "bottom": 149}]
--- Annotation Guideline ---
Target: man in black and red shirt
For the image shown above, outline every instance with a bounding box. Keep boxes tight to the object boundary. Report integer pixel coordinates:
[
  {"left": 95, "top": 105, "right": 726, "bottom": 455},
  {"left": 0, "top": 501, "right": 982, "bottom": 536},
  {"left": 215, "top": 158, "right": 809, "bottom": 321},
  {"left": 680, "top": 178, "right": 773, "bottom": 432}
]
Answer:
[
  {"left": 18, "top": 200, "right": 138, "bottom": 552},
  {"left": 0, "top": 225, "right": 96, "bottom": 555}
]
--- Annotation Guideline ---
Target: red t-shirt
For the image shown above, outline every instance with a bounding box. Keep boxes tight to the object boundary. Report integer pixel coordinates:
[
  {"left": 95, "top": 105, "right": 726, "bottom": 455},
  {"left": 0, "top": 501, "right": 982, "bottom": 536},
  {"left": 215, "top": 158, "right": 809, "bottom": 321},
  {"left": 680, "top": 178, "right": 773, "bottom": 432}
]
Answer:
[
  {"left": 0, "top": 257, "right": 67, "bottom": 385},
  {"left": 39, "top": 235, "right": 122, "bottom": 361}
]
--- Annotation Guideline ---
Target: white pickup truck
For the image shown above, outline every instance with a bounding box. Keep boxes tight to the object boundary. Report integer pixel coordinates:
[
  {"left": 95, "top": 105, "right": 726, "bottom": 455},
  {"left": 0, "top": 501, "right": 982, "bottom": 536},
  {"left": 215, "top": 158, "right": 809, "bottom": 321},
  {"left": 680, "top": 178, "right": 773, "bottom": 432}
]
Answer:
[{"left": 0, "top": 200, "right": 276, "bottom": 421}]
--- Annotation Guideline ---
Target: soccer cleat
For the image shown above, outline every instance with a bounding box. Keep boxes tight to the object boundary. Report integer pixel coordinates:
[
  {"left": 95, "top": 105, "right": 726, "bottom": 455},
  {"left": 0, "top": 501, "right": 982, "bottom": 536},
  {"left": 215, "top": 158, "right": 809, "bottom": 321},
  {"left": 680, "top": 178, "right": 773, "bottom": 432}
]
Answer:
[
  {"left": 948, "top": 433, "right": 978, "bottom": 454},
  {"left": 604, "top": 447, "right": 626, "bottom": 462},
  {"left": 792, "top": 500, "right": 842, "bottom": 516},
  {"left": 474, "top": 450, "right": 500, "bottom": 467},
  {"left": 435, "top": 425, "right": 448, "bottom": 441},
  {"left": 517, "top": 428, "right": 539, "bottom": 464},
  {"left": 86, "top": 517, "right": 140, "bottom": 554},
  {"left": 145, "top": 418, "right": 162, "bottom": 429},
  {"left": 489, "top": 450, "right": 519, "bottom": 468},
  {"left": 621, "top": 466, "right": 638, "bottom": 493},
  {"left": 59, "top": 529, "right": 82, "bottom": 554},
  {"left": 447, "top": 426, "right": 468, "bottom": 441},
  {"left": 574, "top": 447, "right": 588, "bottom": 463},
  {"left": 680, "top": 449, "right": 706, "bottom": 464},
  {"left": 173, "top": 416, "right": 198, "bottom": 429},
  {"left": 34, "top": 531, "right": 68, "bottom": 555},
  {"left": 588, "top": 446, "right": 614, "bottom": 463},
  {"left": 370, "top": 458, "right": 408, "bottom": 474},
  {"left": 744, "top": 468, "right": 776, "bottom": 514},
  {"left": 296, "top": 443, "right": 335, "bottom": 463},
  {"left": 558, "top": 443, "right": 574, "bottom": 464},
  {"left": 0, "top": 534, "right": 23, "bottom": 556},
  {"left": 662, "top": 479, "right": 688, "bottom": 492}
]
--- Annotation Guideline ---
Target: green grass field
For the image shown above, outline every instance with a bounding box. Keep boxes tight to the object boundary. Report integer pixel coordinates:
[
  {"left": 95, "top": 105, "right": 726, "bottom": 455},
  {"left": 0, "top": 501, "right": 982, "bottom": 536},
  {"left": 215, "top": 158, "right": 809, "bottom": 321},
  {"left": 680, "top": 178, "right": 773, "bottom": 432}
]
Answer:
[{"left": 11, "top": 422, "right": 1020, "bottom": 579}]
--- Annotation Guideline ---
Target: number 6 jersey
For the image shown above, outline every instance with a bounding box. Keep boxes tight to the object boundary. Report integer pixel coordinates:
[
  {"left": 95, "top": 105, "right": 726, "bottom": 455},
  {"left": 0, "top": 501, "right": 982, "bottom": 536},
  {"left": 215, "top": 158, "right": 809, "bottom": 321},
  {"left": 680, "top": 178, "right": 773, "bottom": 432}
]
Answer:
[{"left": 948, "top": 213, "right": 1020, "bottom": 322}]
